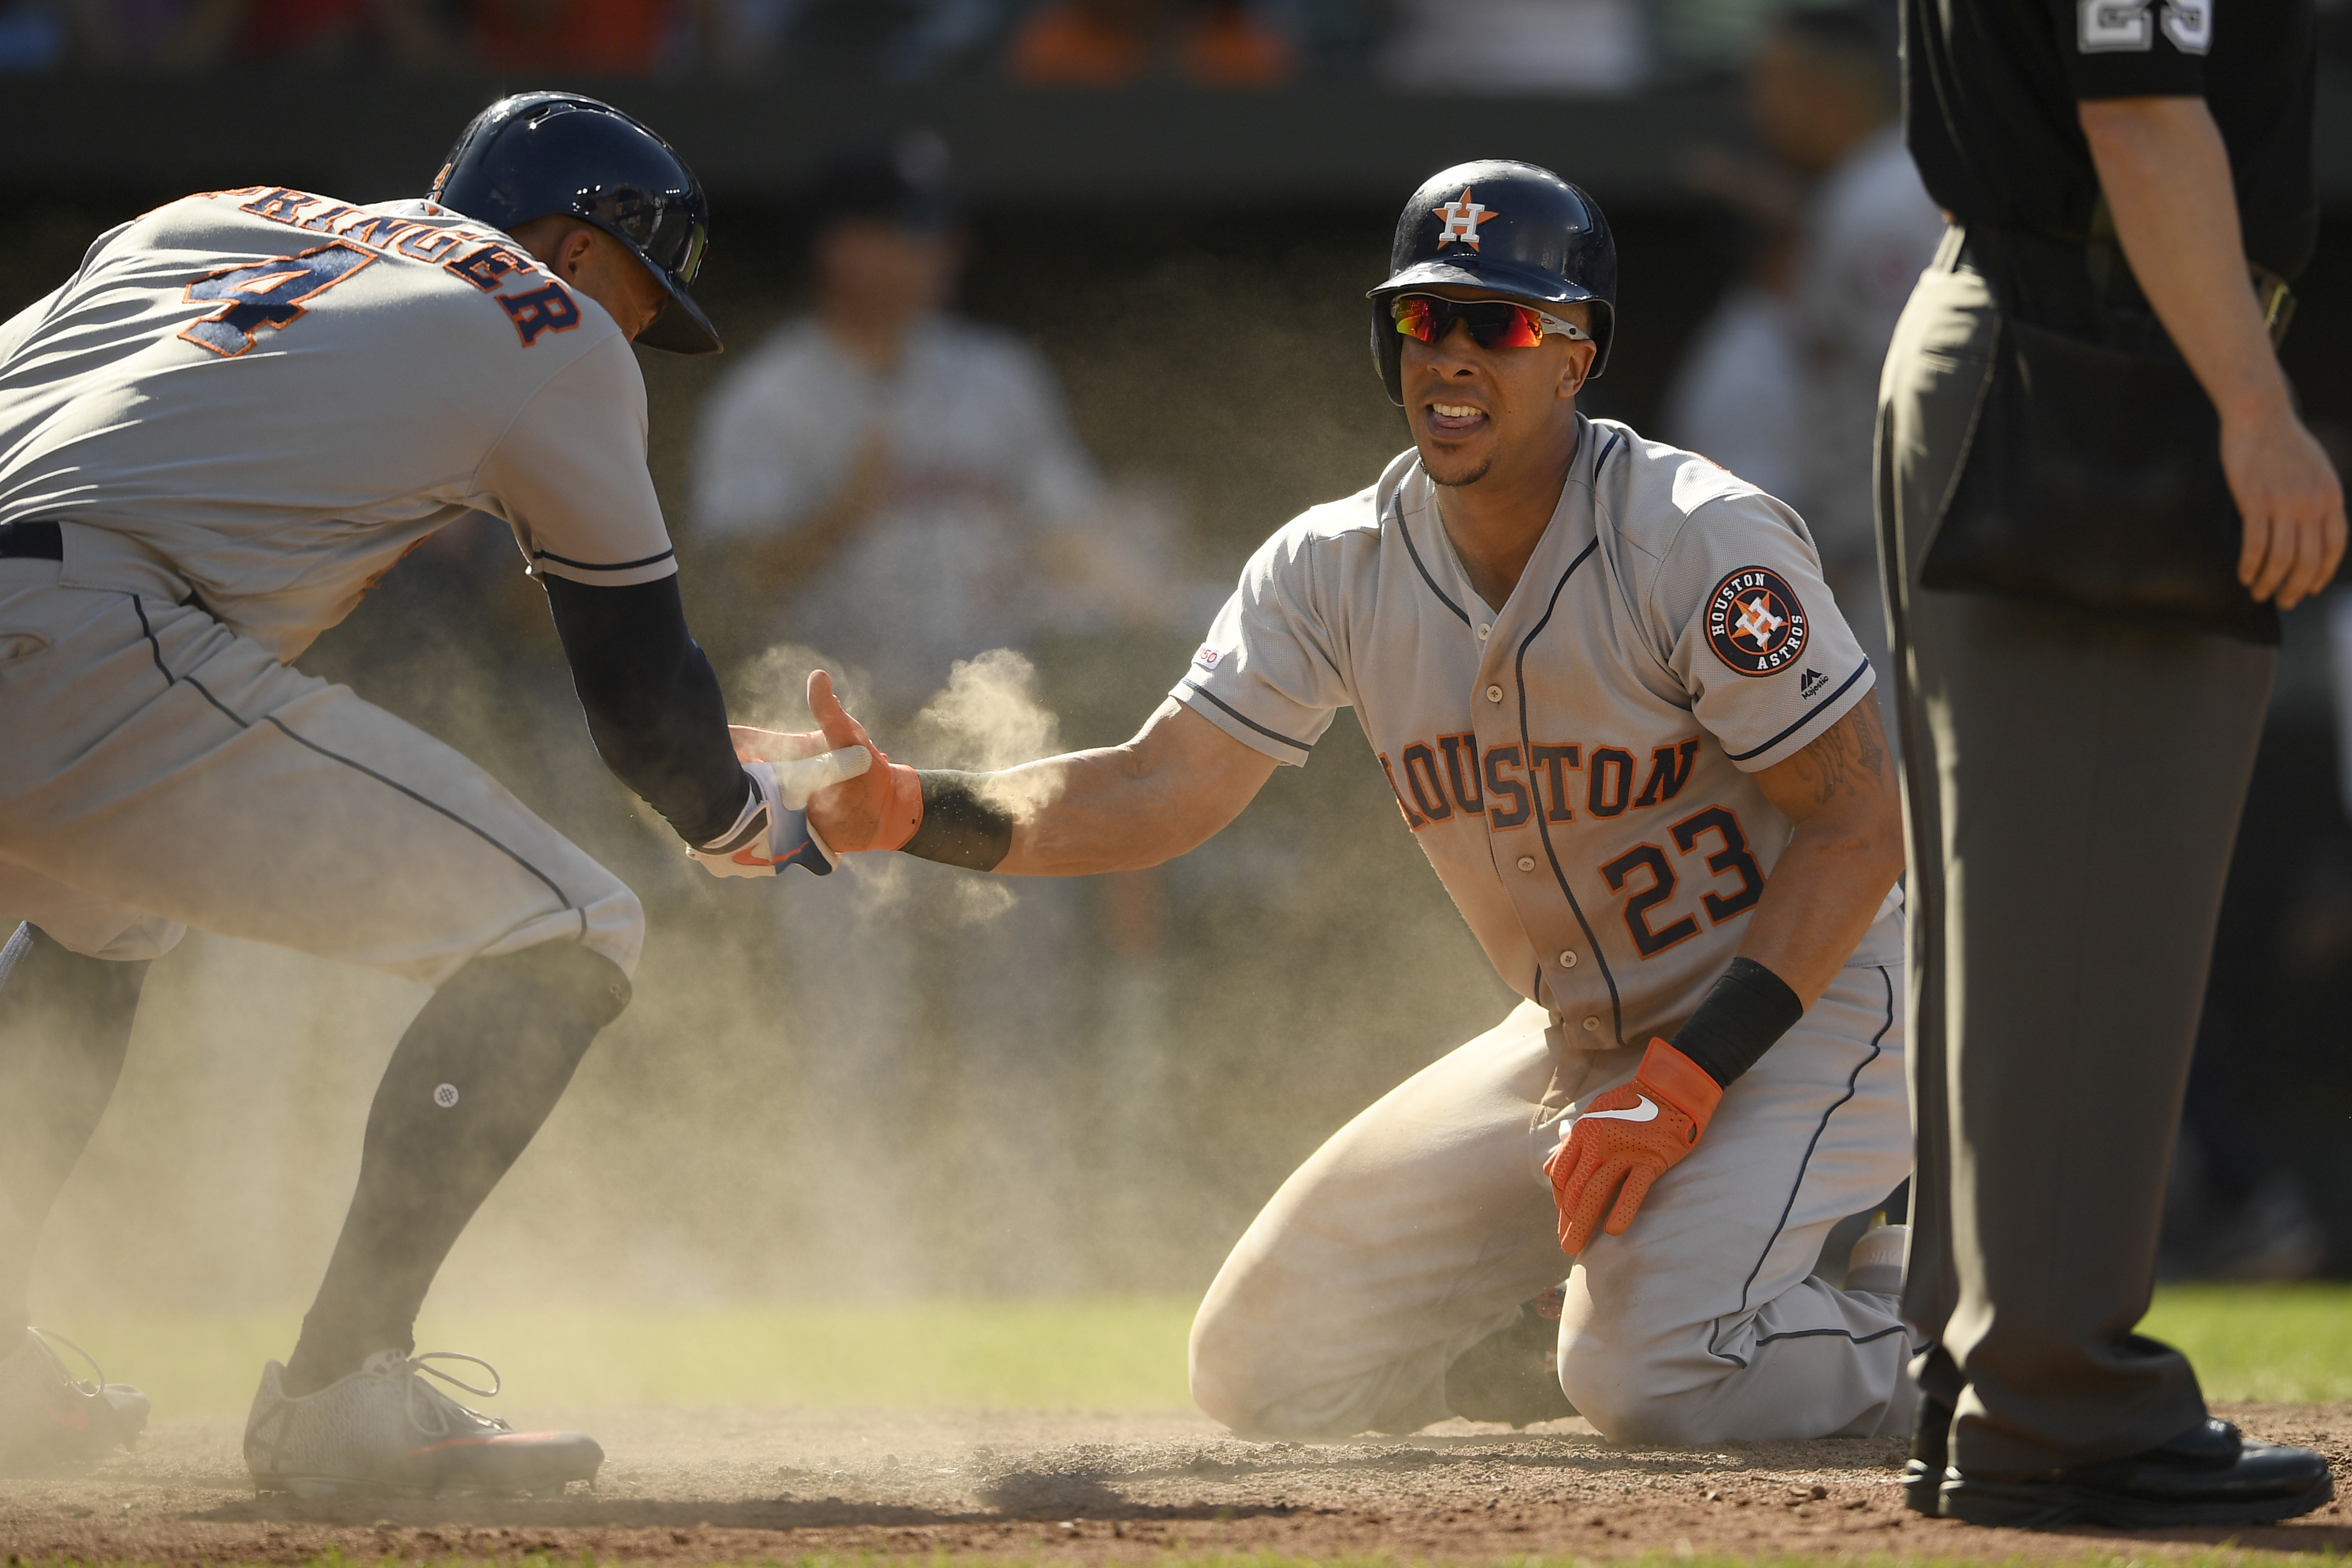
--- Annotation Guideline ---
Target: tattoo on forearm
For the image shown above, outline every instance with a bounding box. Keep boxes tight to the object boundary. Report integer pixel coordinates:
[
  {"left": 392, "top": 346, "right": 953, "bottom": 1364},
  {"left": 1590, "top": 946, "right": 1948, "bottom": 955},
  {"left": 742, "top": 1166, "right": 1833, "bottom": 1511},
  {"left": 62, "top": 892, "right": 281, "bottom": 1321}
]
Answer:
[{"left": 1801, "top": 707, "right": 1887, "bottom": 807}]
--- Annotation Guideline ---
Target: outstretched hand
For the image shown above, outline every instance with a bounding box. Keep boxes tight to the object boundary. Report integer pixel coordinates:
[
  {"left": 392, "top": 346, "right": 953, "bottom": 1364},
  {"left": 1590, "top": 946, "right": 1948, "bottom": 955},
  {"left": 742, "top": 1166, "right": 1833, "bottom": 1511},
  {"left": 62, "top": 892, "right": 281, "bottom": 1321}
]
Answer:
[{"left": 732, "top": 671, "right": 921, "bottom": 854}]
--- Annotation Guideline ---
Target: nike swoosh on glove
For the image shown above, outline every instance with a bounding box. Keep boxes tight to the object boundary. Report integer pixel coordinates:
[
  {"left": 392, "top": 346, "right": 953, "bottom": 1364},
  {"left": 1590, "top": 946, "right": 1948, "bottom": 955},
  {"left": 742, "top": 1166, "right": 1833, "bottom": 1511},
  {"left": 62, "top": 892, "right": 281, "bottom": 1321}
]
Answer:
[
  {"left": 1543, "top": 1037, "right": 1724, "bottom": 1255},
  {"left": 689, "top": 751, "right": 871, "bottom": 878}
]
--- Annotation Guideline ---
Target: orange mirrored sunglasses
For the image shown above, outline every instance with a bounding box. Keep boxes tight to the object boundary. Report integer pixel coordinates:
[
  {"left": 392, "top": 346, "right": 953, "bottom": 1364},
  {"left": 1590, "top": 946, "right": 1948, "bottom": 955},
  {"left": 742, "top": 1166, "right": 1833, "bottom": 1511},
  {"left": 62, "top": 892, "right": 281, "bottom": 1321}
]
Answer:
[{"left": 1392, "top": 294, "right": 1590, "bottom": 350}]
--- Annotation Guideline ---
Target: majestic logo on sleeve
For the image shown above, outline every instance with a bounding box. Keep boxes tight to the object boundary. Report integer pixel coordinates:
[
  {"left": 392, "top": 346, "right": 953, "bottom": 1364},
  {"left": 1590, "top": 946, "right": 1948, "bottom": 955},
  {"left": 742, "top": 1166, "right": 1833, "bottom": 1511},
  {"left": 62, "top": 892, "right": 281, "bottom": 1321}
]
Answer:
[
  {"left": 1432, "top": 189, "right": 1498, "bottom": 249},
  {"left": 1705, "top": 567, "right": 1809, "bottom": 677}
]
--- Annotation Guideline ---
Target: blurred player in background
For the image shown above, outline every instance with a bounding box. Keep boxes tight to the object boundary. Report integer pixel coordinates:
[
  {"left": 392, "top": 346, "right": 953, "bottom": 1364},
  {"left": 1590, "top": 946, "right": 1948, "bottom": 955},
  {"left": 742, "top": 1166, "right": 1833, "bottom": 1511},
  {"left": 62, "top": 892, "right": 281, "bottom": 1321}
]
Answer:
[
  {"left": 1765, "top": 6, "right": 1939, "bottom": 615},
  {"left": 0, "top": 94, "right": 862, "bottom": 1490},
  {"left": 691, "top": 133, "right": 1162, "bottom": 1292},
  {"left": 694, "top": 133, "right": 1107, "bottom": 720},
  {"left": 1668, "top": 2, "right": 1939, "bottom": 700},
  {"left": 1658, "top": 199, "right": 1805, "bottom": 505},
  {"left": 756, "top": 159, "right": 1920, "bottom": 1446}
]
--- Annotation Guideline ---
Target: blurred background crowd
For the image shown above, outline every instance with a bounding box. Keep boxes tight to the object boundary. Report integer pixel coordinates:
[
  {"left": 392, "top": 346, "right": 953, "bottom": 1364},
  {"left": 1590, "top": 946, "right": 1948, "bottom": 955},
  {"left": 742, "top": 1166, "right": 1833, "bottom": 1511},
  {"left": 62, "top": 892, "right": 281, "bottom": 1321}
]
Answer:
[
  {"left": 12, "top": 0, "right": 2345, "bottom": 82},
  {"left": 7, "top": 0, "right": 2352, "bottom": 1325}
]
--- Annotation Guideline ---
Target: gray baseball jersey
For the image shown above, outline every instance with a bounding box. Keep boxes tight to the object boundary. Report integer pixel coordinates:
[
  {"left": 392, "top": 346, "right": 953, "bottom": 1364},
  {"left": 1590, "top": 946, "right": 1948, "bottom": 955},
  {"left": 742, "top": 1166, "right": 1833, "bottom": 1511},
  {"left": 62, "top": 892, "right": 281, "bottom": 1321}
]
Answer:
[
  {"left": 0, "top": 186, "right": 675, "bottom": 661},
  {"left": 1174, "top": 416, "right": 1902, "bottom": 1049}
]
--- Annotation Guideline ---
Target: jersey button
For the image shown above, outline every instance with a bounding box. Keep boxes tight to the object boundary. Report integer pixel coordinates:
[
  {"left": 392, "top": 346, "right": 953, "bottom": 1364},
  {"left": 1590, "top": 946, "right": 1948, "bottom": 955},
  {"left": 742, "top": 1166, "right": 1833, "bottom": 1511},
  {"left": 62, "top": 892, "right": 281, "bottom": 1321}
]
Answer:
[
  {"left": 1478, "top": 623, "right": 1491, "bottom": 641},
  {"left": 1517, "top": 855, "right": 1536, "bottom": 873},
  {"left": 1559, "top": 949, "right": 1578, "bottom": 969},
  {"left": 1581, "top": 1016, "right": 1600, "bottom": 1032},
  {"left": 1485, "top": 684, "right": 1504, "bottom": 703}
]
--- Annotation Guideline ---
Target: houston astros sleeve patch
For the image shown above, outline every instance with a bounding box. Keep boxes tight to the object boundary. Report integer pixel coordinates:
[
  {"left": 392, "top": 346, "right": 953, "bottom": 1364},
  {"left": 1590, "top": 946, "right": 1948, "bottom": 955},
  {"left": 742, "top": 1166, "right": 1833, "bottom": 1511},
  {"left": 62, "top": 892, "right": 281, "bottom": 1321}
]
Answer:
[{"left": 1704, "top": 567, "right": 1809, "bottom": 677}]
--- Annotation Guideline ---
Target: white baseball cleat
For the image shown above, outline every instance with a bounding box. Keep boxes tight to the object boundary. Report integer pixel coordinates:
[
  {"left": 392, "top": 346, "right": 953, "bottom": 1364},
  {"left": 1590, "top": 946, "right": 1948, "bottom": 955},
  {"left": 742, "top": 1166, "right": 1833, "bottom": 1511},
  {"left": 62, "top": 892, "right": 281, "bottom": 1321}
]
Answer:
[
  {"left": 243, "top": 1349, "right": 600, "bottom": 1497},
  {"left": 1845, "top": 1222, "right": 1910, "bottom": 1297},
  {"left": 0, "top": 1326, "right": 149, "bottom": 1474}
]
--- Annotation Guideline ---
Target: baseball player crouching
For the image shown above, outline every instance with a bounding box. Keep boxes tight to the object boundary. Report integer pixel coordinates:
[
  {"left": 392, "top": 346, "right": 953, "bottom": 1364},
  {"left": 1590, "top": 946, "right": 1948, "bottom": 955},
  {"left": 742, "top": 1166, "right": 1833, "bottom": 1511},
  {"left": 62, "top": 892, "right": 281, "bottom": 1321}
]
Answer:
[
  {"left": 0, "top": 94, "right": 863, "bottom": 1489},
  {"left": 760, "top": 161, "right": 1917, "bottom": 1445}
]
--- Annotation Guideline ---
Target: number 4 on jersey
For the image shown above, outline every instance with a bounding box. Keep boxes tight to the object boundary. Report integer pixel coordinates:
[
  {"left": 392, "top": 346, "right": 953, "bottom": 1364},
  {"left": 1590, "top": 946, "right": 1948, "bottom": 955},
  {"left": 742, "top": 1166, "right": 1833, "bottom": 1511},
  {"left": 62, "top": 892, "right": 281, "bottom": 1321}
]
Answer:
[{"left": 180, "top": 243, "right": 374, "bottom": 358}]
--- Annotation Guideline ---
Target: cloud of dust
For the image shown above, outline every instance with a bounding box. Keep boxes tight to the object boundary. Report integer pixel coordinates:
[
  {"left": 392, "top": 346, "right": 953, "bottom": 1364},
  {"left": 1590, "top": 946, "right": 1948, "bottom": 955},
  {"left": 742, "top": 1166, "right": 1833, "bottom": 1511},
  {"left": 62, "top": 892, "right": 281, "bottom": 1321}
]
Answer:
[
  {"left": 7, "top": 235, "right": 1518, "bottom": 1419},
  {"left": 731, "top": 640, "right": 863, "bottom": 735},
  {"left": 908, "top": 648, "right": 1066, "bottom": 924},
  {"left": 909, "top": 648, "right": 1065, "bottom": 822}
]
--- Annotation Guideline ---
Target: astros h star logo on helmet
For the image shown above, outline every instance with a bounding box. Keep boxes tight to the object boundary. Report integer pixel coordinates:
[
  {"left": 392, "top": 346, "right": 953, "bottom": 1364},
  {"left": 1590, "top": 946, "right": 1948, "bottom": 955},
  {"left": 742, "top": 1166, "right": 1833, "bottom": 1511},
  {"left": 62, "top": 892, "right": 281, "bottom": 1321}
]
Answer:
[{"left": 1432, "top": 189, "right": 1497, "bottom": 248}]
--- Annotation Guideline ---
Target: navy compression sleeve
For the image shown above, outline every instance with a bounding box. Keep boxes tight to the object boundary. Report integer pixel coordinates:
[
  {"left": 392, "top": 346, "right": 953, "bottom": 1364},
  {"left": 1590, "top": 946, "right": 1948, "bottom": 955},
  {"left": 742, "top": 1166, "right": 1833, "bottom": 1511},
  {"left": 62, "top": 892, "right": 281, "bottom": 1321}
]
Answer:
[{"left": 542, "top": 574, "right": 749, "bottom": 848}]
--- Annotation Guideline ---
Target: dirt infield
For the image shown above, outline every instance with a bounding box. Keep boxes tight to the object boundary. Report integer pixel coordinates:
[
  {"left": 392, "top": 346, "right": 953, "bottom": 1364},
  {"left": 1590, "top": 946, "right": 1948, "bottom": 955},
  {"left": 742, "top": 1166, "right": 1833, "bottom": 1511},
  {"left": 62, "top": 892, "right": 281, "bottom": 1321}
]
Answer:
[{"left": 3, "top": 1403, "right": 2345, "bottom": 1564}]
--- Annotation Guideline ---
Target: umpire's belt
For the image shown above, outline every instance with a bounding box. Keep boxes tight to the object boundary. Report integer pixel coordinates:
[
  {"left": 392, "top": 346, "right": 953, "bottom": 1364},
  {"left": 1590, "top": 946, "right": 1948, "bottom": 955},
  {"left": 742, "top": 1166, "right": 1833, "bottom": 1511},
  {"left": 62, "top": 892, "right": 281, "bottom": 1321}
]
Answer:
[
  {"left": 1958, "top": 225, "right": 2294, "bottom": 350},
  {"left": 0, "top": 520, "right": 63, "bottom": 561}
]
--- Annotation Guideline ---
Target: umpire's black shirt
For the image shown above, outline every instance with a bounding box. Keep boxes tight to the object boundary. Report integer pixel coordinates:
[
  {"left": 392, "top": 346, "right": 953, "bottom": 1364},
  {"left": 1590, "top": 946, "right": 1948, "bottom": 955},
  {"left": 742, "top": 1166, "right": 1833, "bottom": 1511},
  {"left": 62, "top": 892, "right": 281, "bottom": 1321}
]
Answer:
[{"left": 1903, "top": 0, "right": 2316, "bottom": 279}]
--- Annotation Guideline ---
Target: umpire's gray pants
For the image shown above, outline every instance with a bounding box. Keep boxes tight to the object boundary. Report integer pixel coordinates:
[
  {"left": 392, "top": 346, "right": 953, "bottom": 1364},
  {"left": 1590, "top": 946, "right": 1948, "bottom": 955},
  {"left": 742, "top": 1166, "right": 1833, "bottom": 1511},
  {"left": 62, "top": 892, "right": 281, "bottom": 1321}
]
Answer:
[{"left": 1878, "top": 231, "right": 2275, "bottom": 1476}]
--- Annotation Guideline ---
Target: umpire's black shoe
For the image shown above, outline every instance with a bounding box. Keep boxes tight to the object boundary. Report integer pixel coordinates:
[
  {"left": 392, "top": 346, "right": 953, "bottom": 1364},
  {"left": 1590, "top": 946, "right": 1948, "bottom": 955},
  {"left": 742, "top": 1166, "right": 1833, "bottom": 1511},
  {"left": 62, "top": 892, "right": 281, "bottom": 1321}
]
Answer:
[
  {"left": 1901, "top": 1387, "right": 1953, "bottom": 1516},
  {"left": 1939, "top": 1417, "right": 2334, "bottom": 1529},
  {"left": 1903, "top": 1342, "right": 1961, "bottom": 1517}
]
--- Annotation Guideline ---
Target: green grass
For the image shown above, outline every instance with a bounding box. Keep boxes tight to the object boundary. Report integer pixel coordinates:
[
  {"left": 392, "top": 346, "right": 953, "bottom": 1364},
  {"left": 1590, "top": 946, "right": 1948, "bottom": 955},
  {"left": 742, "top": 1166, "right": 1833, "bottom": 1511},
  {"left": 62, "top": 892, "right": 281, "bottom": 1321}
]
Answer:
[
  {"left": 50, "top": 1283, "right": 2352, "bottom": 1421},
  {"left": 2140, "top": 1282, "right": 2352, "bottom": 1403},
  {"left": 59, "top": 1296, "right": 1201, "bottom": 1419}
]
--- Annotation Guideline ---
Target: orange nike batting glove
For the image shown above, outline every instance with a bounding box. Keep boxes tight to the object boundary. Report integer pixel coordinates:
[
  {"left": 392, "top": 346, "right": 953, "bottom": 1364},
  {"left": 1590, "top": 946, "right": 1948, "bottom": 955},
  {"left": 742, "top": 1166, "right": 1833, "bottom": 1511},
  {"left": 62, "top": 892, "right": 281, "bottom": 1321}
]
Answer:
[{"left": 1544, "top": 1037, "right": 1724, "bottom": 1255}]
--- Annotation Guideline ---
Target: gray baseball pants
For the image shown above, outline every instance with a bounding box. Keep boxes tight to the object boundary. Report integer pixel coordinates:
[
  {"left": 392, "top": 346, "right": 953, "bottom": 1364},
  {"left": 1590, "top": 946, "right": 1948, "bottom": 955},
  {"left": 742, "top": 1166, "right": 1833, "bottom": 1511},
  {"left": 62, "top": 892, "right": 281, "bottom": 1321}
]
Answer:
[
  {"left": 1878, "top": 231, "right": 2275, "bottom": 1476},
  {"left": 0, "top": 561, "right": 643, "bottom": 981},
  {"left": 1190, "top": 958, "right": 1915, "bottom": 1447}
]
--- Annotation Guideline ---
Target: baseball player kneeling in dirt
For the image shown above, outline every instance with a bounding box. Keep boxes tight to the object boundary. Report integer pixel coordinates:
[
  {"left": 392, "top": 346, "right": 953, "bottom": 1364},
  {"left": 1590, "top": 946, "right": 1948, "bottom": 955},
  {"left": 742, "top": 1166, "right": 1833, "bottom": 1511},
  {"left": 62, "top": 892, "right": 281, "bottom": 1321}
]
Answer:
[
  {"left": 0, "top": 94, "right": 866, "bottom": 1490},
  {"left": 763, "top": 160, "right": 1917, "bottom": 1446}
]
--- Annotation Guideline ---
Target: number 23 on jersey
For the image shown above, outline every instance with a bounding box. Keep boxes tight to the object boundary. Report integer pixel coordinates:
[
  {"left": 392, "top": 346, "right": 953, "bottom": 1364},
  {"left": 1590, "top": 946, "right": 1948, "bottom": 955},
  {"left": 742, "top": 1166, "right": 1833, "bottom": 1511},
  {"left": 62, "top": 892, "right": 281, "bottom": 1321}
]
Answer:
[{"left": 1380, "top": 732, "right": 1766, "bottom": 963}]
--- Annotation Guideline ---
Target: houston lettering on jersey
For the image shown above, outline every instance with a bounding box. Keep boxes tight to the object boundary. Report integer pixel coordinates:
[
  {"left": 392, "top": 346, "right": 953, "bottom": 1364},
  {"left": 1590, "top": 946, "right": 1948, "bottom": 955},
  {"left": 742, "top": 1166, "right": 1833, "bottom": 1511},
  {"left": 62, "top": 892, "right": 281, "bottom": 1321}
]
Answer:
[
  {"left": 1378, "top": 734, "right": 1700, "bottom": 831},
  {"left": 211, "top": 188, "right": 581, "bottom": 350},
  {"left": 1378, "top": 733, "right": 1756, "bottom": 959}
]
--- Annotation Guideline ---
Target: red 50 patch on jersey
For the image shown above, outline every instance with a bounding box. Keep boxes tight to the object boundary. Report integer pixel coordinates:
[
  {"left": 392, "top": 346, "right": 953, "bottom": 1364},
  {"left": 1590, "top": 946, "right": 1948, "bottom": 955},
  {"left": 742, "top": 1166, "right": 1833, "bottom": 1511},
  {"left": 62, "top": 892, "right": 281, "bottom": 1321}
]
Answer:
[{"left": 1706, "top": 566, "right": 1809, "bottom": 677}]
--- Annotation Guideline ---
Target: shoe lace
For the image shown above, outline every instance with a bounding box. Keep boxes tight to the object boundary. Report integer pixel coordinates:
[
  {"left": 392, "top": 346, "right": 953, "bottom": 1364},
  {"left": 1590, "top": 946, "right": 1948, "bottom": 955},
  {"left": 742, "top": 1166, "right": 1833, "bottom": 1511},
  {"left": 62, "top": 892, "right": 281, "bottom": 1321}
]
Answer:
[
  {"left": 27, "top": 1327, "right": 107, "bottom": 1398},
  {"left": 378, "top": 1350, "right": 513, "bottom": 1441}
]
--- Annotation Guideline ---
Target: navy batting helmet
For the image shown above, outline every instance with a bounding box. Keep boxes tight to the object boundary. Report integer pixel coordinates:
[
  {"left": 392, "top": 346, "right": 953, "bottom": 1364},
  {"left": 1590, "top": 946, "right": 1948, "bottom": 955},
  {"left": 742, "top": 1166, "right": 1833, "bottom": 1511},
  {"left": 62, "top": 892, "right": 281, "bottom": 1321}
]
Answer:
[
  {"left": 1367, "top": 160, "right": 1617, "bottom": 402},
  {"left": 431, "top": 93, "right": 720, "bottom": 356}
]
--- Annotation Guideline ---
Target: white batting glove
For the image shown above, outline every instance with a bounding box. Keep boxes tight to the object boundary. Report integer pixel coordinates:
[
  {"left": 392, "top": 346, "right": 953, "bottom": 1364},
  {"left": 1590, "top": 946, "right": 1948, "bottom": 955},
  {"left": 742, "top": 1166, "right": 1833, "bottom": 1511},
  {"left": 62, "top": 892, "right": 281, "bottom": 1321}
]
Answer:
[{"left": 688, "top": 748, "right": 871, "bottom": 879}]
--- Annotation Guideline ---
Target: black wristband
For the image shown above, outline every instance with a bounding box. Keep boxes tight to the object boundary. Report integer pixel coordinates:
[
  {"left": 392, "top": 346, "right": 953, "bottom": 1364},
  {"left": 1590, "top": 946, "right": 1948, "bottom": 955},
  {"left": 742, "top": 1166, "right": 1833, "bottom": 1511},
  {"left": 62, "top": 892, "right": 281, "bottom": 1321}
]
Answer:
[
  {"left": 902, "top": 770, "right": 1014, "bottom": 872},
  {"left": 1669, "top": 957, "right": 1805, "bottom": 1089}
]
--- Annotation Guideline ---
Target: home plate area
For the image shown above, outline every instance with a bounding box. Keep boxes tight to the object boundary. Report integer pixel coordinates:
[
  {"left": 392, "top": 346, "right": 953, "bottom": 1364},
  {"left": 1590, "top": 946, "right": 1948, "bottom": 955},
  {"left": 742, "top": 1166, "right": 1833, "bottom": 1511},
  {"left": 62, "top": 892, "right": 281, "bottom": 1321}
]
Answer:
[{"left": 2, "top": 1404, "right": 2348, "bottom": 1565}]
